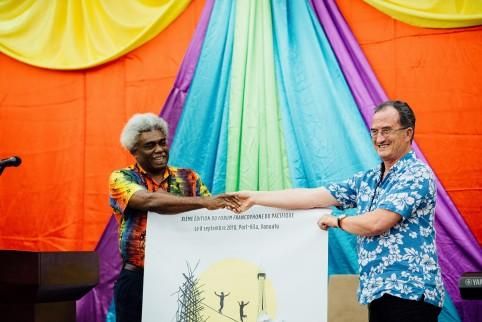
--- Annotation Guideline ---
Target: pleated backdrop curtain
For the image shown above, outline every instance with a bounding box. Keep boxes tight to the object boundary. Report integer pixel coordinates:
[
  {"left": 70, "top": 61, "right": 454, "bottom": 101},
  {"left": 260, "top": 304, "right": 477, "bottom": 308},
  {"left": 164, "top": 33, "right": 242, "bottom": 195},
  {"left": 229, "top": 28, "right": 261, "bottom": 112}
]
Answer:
[
  {"left": 1, "top": 0, "right": 481, "bottom": 321},
  {"left": 0, "top": 0, "right": 191, "bottom": 69},
  {"left": 364, "top": 0, "right": 482, "bottom": 28},
  {"left": 79, "top": 0, "right": 481, "bottom": 321}
]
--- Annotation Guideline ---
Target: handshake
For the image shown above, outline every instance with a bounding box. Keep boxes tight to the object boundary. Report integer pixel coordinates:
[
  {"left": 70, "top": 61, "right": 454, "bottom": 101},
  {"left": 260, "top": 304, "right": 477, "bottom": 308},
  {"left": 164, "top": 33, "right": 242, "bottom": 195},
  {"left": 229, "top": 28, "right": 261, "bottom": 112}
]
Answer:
[
  {"left": 203, "top": 192, "right": 254, "bottom": 213},
  {"left": 201, "top": 189, "right": 339, "bottom": 232}
]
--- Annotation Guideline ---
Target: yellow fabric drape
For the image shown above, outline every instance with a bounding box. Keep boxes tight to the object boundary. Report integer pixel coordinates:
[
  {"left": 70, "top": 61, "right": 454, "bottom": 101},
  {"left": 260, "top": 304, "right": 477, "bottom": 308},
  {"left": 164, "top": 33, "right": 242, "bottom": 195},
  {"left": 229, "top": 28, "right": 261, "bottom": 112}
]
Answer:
[
  {"left": 0, "top": 0, "right": 191, "bottom": 70},
  {"left": 364, "top": 0, "right": 482, "bottom": 28}
]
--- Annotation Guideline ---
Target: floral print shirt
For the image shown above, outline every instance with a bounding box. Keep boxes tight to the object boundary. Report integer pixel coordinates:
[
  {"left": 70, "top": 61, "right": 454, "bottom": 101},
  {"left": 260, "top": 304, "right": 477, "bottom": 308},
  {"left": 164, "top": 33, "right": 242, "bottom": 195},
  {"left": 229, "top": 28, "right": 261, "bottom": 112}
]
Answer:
[
  {"left": 109, "top": 164, "right": 210, "bottom": 267},
  {"left": 327, "top": 151, "right": 445, "bottom": 307}
]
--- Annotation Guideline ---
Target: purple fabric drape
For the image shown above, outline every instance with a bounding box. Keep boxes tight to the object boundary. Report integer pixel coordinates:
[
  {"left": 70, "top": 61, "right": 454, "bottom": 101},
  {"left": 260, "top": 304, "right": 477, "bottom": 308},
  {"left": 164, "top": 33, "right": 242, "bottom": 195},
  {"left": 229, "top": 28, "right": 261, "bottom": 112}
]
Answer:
[
  {"left": 75, "top": 2, "right": 215, "bottom": 322},
  {"left": 160, "top": 0, "right": 215, "bottom": 142},
  {"left": 310, "top": 0, "right": 482, "bottom": 320},
  {"left": 76, "top": 215, "right": 122, "bottom": 322}
]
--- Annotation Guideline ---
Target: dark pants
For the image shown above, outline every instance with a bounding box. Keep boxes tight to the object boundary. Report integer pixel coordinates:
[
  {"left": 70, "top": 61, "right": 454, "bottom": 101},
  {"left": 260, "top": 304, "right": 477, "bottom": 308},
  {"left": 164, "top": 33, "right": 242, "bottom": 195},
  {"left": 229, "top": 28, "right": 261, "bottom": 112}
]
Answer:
[
  {"left": 114, "top": 268, "right": 144, "bottom": 322},
  {"left": 368, "top": 294, "right": 442, "bottom": 322}
]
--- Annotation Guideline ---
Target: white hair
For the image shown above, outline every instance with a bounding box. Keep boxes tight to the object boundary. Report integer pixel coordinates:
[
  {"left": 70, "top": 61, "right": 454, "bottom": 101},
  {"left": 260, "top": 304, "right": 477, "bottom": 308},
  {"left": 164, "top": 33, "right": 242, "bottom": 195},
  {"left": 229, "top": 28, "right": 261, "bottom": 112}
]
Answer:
[{"left": 120, "top": 113, "right": 169, "bottom": 152}]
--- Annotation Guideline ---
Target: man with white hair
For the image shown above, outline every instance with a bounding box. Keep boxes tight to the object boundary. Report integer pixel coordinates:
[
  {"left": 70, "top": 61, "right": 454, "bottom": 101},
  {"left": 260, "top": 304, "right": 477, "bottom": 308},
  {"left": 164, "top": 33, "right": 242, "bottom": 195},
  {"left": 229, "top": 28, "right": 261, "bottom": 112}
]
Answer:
[{"left": 109, "top": 113, "right": 240, "bottom": 322}]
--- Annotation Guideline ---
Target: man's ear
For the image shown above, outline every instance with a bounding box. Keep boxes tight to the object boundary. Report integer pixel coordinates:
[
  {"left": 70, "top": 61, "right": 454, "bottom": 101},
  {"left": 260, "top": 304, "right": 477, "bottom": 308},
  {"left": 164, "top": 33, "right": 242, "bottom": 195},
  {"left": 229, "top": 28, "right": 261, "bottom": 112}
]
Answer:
[{"left": 406, "top": 127, "right": 414, "bottom": 142}]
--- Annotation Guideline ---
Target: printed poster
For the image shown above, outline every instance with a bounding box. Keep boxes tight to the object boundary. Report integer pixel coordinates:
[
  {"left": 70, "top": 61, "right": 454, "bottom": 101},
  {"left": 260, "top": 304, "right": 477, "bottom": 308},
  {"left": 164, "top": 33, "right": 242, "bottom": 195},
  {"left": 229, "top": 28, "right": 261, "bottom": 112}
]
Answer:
[{"left": 143, "top": 205, "right": 330, "bottom": 322}]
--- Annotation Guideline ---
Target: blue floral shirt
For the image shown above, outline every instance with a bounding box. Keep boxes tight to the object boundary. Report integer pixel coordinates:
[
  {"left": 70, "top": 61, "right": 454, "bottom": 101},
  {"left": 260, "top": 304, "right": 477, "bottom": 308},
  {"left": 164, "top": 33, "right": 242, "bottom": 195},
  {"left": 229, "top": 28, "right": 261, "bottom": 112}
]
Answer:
[{"left": 327, "top": 151, "right": 445, "bottom": 307}]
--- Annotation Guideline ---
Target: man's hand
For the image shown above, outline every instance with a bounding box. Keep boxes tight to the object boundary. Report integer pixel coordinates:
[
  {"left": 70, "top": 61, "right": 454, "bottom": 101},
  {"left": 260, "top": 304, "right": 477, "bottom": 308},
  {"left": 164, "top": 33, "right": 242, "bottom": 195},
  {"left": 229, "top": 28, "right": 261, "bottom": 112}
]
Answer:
[
  {"left": 317, "top": 214, "right": 337, "bottom": 230},
  {"left": 203, "top": 194, "right": 241, "bottom": 212},
  {"left": 230, "top": 191, "right": 255, "bottom": 212}
]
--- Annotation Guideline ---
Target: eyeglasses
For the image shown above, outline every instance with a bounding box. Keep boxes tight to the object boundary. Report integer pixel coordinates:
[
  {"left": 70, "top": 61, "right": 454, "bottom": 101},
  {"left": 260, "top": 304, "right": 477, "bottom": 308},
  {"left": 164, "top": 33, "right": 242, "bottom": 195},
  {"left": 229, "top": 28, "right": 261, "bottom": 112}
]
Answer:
[{"left": 370, "top": 127, "right": 409, "bottom": 138}]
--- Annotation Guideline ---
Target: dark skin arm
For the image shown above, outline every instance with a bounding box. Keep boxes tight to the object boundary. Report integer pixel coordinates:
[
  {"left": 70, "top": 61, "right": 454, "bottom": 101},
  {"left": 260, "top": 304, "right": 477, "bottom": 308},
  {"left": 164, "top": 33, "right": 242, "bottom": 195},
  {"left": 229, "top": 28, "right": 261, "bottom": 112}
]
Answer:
[{"left": 128, "top": 190, "right": 240, "bottom": 214}]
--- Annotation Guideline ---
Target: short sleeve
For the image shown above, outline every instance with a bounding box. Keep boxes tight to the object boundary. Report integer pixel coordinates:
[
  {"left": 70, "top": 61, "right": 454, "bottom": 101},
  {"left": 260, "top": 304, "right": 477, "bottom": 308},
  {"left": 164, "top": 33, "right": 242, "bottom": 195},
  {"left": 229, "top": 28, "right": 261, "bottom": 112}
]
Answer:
[
  {"left": 109, "top": 170, "right": 146, "bottom": 213},
  {"left": 195, "top": 173, "right": 211, "bottom": 197},
  {"left": 377, "top": 165, "right": 435, "bottom": 219},
  {"left": 326, "top": 171, "right": 364, "bottom": 210}
]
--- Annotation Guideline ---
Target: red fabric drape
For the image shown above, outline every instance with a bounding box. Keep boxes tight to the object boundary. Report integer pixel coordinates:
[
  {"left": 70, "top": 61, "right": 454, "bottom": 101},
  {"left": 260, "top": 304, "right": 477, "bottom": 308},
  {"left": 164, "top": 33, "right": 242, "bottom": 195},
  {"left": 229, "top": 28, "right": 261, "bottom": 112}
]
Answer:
[{"left": 0, "top": 0, "right": 206, "bottom": 251}]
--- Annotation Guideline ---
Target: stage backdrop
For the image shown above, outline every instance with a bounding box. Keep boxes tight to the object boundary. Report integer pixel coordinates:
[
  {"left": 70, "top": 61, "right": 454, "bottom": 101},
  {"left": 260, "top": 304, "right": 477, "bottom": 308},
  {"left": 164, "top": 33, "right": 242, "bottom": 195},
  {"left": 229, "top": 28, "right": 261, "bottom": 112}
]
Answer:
[
  {"left": 1, "top": 1, "right": 481, "bottom": 322},
  {"left": 1, "top": 0, "right": 480, "bottom": 252}
]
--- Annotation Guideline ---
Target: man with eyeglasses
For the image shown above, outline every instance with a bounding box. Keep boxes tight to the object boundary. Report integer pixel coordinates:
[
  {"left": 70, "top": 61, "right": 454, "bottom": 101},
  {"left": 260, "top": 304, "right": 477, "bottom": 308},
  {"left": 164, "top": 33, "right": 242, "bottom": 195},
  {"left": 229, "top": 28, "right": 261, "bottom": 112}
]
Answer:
[{"left": 234, "top": 101, "right": 444, "bottom": 322}]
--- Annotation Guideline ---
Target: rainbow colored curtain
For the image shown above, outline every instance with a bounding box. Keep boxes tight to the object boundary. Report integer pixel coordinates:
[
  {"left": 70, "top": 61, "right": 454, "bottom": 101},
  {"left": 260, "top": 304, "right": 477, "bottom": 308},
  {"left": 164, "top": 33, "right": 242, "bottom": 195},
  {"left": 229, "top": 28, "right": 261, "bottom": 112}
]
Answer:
[{"left": 77, "top": 1, "right": 482, "bottom": 322}]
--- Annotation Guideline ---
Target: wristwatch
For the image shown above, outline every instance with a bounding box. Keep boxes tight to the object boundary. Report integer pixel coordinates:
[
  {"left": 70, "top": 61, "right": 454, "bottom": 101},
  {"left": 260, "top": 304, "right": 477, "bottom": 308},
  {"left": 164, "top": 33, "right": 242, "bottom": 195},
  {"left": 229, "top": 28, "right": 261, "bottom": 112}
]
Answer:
[{"left": 337, "top": 215, "right": 347, "bottom": 230}]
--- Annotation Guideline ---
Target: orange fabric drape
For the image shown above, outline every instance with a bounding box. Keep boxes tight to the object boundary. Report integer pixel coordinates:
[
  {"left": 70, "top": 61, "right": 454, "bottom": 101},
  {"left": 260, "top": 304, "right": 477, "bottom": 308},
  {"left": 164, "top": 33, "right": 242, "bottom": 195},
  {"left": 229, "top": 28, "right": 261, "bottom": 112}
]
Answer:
[
  {"left": 0, "top": 0, "right": 206, "bottom": 251},
  {"left": 337, "top": 0, "right": 482, "bottom": 243}
]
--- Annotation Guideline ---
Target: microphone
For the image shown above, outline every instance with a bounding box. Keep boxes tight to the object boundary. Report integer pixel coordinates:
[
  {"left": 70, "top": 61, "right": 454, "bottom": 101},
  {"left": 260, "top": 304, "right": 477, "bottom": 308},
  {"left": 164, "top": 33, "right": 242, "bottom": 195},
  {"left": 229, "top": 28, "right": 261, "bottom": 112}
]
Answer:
[{"left": 0, "top": 156, "right": 22, "bottom": 168}]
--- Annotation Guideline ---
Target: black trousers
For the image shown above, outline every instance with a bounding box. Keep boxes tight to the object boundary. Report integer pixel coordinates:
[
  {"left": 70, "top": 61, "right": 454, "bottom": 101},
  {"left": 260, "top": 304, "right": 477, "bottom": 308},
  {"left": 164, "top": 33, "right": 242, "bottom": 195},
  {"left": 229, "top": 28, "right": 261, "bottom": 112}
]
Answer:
[
  {"left": 114, "top": 268, "right": 144, "bottom": 322},
  {"left": 368, "top": 294, "right": 442, "bottom": 322}
]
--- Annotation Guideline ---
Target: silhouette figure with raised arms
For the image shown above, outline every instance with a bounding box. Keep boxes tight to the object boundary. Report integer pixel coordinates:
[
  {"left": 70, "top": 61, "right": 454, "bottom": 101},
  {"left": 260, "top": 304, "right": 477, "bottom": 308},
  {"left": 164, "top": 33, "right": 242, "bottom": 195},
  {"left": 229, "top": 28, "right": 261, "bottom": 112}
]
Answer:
[
  {"left": 238, "top": 300, "right": 250, "bottom": 322},
  {"left": 214, "top": 291, "right": 230, "bottom": 314}
]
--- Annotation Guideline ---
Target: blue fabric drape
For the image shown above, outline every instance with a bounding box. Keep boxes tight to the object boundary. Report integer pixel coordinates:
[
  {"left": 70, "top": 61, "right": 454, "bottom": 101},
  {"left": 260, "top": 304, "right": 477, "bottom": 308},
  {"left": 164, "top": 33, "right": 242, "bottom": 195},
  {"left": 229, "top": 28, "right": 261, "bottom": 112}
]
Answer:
[
  {"left": 270, "top": 0, "right": 379, "bottom": 274},
  {"left": 169, "top": 0, "right": 235, "bottom": 194}
]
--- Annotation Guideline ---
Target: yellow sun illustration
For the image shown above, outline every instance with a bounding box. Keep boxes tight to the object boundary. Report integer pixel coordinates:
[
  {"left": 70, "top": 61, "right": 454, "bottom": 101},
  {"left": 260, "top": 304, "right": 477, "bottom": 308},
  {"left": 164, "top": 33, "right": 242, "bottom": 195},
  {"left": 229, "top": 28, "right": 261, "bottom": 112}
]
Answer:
[{"left": 198, "top": 258, "right": 277, "bottom": 322}]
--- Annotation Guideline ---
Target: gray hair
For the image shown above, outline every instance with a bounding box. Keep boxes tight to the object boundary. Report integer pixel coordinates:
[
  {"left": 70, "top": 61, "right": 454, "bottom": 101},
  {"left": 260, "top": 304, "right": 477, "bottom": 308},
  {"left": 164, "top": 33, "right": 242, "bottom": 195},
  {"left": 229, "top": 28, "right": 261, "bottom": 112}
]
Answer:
[{"left": 120, "top": 113, "right": 169, "bottom": 152}]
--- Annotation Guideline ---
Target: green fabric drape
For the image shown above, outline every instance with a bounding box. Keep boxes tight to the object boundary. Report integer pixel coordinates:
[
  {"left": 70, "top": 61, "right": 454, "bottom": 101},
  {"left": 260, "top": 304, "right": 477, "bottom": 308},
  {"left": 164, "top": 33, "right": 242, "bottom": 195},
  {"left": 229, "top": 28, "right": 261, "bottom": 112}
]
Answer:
[{"left": 225, "top": 0, "right": 291, "bottom": 191}]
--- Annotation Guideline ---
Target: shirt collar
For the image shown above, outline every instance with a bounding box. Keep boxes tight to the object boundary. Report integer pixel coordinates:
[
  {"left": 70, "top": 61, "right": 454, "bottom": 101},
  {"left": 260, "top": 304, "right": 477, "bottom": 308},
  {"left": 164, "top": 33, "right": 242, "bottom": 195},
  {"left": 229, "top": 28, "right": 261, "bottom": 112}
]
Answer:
[
  {"left": 377, "top": 150, "right": 416, "bottom": 178},
  {"left": 390, "top": 150, "right": 416, "bottom": 173},
  {"left": 133, "top": 163, "right": 171, "bottom": 184}
]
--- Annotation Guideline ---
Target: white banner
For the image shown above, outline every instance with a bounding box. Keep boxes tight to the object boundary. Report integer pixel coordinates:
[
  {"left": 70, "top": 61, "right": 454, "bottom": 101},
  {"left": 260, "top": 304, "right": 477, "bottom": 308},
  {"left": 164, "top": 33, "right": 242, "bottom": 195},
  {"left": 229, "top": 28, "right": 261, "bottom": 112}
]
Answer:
[{"left": 143, "top": 205, "right": 330, "bottom": 322}]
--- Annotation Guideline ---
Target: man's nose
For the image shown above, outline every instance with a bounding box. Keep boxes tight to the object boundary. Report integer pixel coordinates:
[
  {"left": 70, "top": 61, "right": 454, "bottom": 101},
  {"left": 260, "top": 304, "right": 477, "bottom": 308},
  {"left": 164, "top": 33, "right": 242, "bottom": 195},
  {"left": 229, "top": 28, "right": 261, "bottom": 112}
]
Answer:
[
  {"left": 373, "top": 133, "right": 386, "bottom": 142},
  {"left": 154, "top": 143, "right": 166, "bottom": 151}
]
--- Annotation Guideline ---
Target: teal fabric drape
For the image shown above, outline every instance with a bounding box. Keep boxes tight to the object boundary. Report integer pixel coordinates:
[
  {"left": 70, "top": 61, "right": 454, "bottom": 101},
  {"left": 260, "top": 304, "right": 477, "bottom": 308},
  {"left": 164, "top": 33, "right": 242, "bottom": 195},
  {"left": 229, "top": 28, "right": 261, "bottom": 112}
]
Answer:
[
  {"left": 169, "top": 0, "right": 235, "bottom": 194},
  {"left": 271, "top": 0, "right": 379, "bottom": 274}
]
